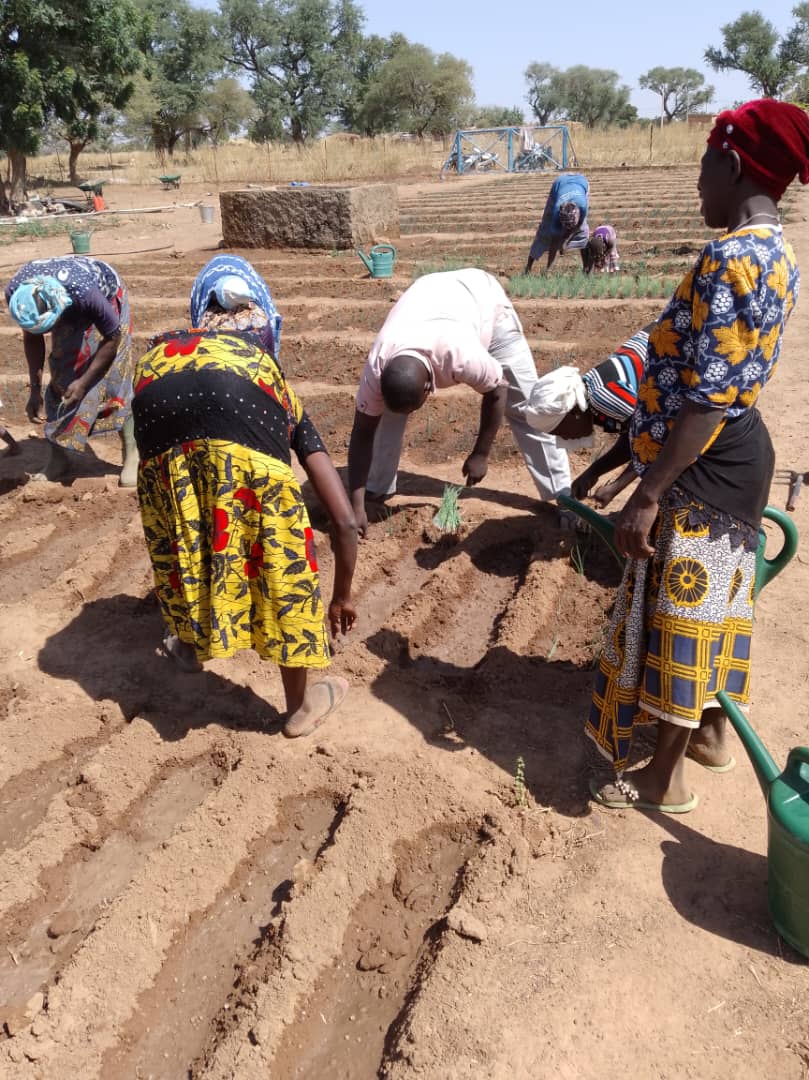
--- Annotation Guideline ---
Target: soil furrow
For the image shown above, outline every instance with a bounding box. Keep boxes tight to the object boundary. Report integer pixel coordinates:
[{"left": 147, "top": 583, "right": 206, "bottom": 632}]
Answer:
[
  {"left": 104, "top": 791, "right": 343, "bottom": 1080},
  {"left": 271, "top": 822, "right": 480, "bottom": 1080}
]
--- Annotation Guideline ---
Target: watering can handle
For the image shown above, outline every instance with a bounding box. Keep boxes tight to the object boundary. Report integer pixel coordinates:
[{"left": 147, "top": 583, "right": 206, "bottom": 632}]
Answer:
[
  {"left": 371, "top": 244, "right": 397, "bottom": 256},
  {"left": 787, "top": 746, "right": 809, "bottom": 770},
  {"left": 756, "top": 505, "right": 799, "bottom": 594}
]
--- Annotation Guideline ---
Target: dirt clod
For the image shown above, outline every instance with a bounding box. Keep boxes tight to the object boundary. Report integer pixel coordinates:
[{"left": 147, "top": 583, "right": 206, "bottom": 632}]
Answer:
[{"left": 446, "top": 907, "right": 488, "bottom": 942}]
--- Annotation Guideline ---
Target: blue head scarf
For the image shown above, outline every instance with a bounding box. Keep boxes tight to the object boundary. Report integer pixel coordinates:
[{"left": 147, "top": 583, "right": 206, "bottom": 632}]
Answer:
[
  {"left": 190, "top": 255, "right": 282, "bottom": 359},
  {"left": 9, "top": 276, "right": 72, "bottom": 333}
]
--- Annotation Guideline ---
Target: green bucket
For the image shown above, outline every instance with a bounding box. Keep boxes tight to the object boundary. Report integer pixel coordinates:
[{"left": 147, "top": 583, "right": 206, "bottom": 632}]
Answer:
[{"left": 70, "top": 230, "right": 92, "bottom": 255}]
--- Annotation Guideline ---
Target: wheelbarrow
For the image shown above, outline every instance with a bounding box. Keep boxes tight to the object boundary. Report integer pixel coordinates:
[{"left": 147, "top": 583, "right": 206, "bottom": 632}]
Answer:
[
  {"left": 158, "top": 174, "right": 182, "bottom": 190},
  {"left": 557, "top": 494, "right": 798, "bottom": 599},
  {"left": 77, "top": 180, "right": 105, "bottom": 206}
]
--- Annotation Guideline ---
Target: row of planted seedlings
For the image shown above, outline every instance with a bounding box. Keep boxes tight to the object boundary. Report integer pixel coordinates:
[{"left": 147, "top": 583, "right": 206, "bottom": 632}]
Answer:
[{"left": 508, "top": 270, "right": 682, "bottom": 300}]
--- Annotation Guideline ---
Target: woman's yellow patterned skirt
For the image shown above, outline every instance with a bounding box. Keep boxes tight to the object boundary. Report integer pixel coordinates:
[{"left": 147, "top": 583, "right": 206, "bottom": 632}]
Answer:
[{"left": 138, "top": 439, "right": 330, "bottom": 668}]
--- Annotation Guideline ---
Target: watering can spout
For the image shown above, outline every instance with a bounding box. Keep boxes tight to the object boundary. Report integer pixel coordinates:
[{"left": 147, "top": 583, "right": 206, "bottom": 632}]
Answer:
[
  {"left": 357, "top": 248, "right": 373, "bottom": 274},
  {"left": 716, "top": 691, "right": 780, "bottom": 796}
]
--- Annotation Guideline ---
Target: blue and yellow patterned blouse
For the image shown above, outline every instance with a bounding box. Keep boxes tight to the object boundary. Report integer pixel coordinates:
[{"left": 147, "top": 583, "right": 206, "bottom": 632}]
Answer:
[{"left": 630, "top": 224, "right": 799, "bottom": 472}]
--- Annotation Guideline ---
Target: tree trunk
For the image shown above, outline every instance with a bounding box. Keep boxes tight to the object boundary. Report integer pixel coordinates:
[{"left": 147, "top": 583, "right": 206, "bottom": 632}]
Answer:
[
  {"left": 68, "top": 140, "right": 88, "bottom": 184},
  {"left": 67, "top": 142, "right": 88, "bottom": 186},
  {"left": 8, "top": 147, "right": 27, "bottom": 208}
]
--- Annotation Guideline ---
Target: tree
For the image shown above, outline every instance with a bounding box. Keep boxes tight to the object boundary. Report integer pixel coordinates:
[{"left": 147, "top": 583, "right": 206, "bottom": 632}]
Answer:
[
  {"left": 704, "top": 10, "right": 799, "bottom": 97},
  {"left": 202, "top": 78, "right": 255, "bottom": 145},
  {"left": 524, "top": 62, "right": 565, "bottom": 125},
  {"left": 134, "top": 0, "right": 222, "bottom": 158},
  {"left": 524, "top": 63, "right": 636, "bottom": 127},
  {"left": 53, "top": 2, "right": 143, "bottom": 181},
  {"left": 557, "top": 66, "right": 637, "bottom": 127},
  {"left": 220, "top": 0, "right": 365, "bottom": 143},
  {"left": 355, "top": 43, "right": 474, "bottom": 137},
  {"left": 338, "top": 31, "right": 408, "bottom": 132},
  {"left": 0, "top": 0, "right": 141, "bottom": 207},
  {"left": 471, "top": 105, "right": 524, "bottom": 128},
  {"left": 639, "top": 66, "right": 714, "bottom": 122}
]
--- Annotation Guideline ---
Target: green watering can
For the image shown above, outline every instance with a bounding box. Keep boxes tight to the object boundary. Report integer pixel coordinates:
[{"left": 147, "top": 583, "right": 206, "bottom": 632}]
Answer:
[
  {"left": 717, "top": 691, "right": 809, "bottom": 958},
  {"left": 358, "top": 244, "right": 397, "bottom": 279},
  {"left": 557, "top": 494, "right": 798, "bottom": 599},
  {"left": 559, "top": 494, "right": 806, "bottom": 954}
]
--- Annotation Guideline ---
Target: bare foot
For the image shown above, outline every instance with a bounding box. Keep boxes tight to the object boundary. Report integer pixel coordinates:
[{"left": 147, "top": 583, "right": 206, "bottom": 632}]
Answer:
[
  {"left": 685, "top": 739, "right": 735, "bottom": 771},
  {"left": 283, "top": 675, "right": 349, "bottom": 738}
]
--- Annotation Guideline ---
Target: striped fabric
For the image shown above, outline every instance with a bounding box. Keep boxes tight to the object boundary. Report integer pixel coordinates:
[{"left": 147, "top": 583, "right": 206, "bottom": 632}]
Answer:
[{"left": 582, "top": 330, "right": 648, "bottom": 432}]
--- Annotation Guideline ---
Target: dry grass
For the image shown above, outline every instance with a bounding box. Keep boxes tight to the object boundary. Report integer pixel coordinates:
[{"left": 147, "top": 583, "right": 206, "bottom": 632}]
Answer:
[
  {"left": 26, "top": 123, "right": 707, "bottom": 190},
  {"left": 572, "top": 122, "right": 706, "bottom": 166}
]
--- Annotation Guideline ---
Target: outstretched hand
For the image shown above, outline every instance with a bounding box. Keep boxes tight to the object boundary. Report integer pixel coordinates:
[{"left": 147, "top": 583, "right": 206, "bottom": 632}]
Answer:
[
  {"left": 462, "top": 451, "right": 489, "bottom": 486},
  {"left": 329, "top": 597, "right": 357, "bottom": 638},
  {"left": 26, "top": 389, "right": 44, "bottom": 424},
  {"left": 570, "top": 469, "right": 595, "bottom": 501}
]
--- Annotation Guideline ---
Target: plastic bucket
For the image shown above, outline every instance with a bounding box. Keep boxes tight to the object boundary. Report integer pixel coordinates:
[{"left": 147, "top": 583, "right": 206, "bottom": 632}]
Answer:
[
  {"left": 199, "top": 205, "right": 215, "bottom": 224},
  {"left": 70, "top": 231, "right": 92, "bottom": 255}
]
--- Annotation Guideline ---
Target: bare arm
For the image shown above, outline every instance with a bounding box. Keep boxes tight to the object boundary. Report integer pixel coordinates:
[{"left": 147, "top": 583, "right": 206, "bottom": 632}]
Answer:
[
  {"left": 23, "top": 332, "right": 46, "bottom": 422},
  {"left": 571, "top": 431, "right": 631, "bottom": 498},
  {"left": 463, "top": 384, "right": 508, "bottom": 486},
  {"left": 303, "top": 450, "right": 358, "bottom": 638},
  {"left": 615, "top": 401, "right": 726, "bottom": 559},
  {"left": 347, "top": 409, "right": 381, "bottom": 536},
  {"left": 62, "top": 332, "right": 121, "bottom": 407}
]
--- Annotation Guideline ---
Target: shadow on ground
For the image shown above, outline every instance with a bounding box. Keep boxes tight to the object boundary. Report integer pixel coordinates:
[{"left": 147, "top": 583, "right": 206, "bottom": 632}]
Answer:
[
  {"left": 38, "top": 593, "right": 280, "bottom": 740},
  {"left": 653, "top": 813, "right": 808, "bottom": 963}
]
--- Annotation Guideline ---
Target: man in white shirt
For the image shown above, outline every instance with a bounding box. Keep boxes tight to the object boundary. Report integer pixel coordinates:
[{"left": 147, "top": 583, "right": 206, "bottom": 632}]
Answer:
[{"left": 347, "top": 268, "right": 571, "bottom": 535}]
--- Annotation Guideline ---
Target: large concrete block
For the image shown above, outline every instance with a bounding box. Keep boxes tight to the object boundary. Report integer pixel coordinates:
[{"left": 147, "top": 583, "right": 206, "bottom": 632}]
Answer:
[{"left": 220, "top": 184, "right": 399, "bottom": 250}]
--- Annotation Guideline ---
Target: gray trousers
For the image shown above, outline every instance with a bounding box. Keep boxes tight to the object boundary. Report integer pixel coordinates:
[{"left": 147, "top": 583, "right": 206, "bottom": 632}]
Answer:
[{"left": 367, "top": 308, "right": 571, "bottom": 501}]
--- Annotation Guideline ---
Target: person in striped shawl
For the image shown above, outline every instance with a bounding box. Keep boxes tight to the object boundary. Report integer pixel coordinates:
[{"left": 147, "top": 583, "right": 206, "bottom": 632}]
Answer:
[{"left": 516, "top": 328, "right": 651, "bottom": 505}]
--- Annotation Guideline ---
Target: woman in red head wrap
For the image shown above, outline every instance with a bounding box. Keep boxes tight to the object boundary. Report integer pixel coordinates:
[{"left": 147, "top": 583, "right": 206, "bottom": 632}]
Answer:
[{"left": 587, "top": 99, "right": 809, "bottom": 813}]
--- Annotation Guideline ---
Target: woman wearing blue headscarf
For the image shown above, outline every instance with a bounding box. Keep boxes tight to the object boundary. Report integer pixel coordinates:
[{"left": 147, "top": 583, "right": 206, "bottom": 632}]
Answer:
[
  {"left": 5, "top": 256, "right": 137, "bottom": 484},
  {"left": 524, "top": 172, "right": 590, "bottom": 274},
  {"left": 190, "top": 255, "right": 282, "bottom": 358}
]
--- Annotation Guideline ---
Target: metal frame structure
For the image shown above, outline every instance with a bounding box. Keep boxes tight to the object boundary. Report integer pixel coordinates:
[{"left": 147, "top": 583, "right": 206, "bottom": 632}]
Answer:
[{"left": 441, "top": 125, "right": 577, "bottom": 178}]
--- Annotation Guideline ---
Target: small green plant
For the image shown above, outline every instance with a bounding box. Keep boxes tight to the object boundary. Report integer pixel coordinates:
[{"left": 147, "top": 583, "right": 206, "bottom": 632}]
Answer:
[
  {"left": 432, "top": 483, "right": 463, "bottom": 533},
  {"left": 514, "top": 755, "right": 529, "bottom": 808},
  {"left": 570, "top": 544, "right": 585, "bottom": 576}
]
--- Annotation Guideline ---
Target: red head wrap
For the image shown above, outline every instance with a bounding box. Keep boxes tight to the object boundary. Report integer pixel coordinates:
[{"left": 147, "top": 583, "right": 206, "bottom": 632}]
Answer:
[{"left": 707, "top": 98, "right": 809, "bottom": 201}]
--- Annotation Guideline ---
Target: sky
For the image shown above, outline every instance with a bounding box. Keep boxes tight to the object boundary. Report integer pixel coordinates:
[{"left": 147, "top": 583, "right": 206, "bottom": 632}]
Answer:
[{"left": 356, "top": 0, "right": 801, "bottom": 118}]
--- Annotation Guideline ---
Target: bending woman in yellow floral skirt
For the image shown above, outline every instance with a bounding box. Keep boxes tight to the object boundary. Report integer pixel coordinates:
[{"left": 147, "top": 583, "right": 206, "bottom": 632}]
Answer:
[{"left": 132, "top": 318, "right": 358, "bottom": 737}]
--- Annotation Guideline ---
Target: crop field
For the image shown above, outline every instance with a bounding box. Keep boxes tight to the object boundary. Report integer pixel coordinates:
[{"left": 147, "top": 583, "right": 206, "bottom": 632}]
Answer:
[{"left": 0, "top": 167, "right": 806, "bottom": 1079}]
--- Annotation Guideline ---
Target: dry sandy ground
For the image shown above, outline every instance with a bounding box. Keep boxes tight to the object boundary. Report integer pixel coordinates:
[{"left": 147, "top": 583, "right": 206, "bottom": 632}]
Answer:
[{"left": 0, "top": 172, "right": 807, "bottom": 1079}]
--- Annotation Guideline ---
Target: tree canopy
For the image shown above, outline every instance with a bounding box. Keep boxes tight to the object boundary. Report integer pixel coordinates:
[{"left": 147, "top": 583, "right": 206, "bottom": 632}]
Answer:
[
  {"left": 351, "top": 41, "right": 473, "bottom": 137},
  {"left": 638, "top": 67, "right": 714, "bottom": 122},
  {"left": 0, "top": 0, "right": 143, "bottom": 204},
  {"left": 471, "top": 105, "right": 525, "bottom": 128},
  {"left": 219, "top": 0, "right": 364, "bottom": 143},
  {"left": 135, "top": 0, "right": 222, "bottom": 157},
  {"left": 524, "top": 63, "right": 636, "bottom": 128},
  {"left": 704, "top": 9, "right": 802, "bottom": 98}
]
